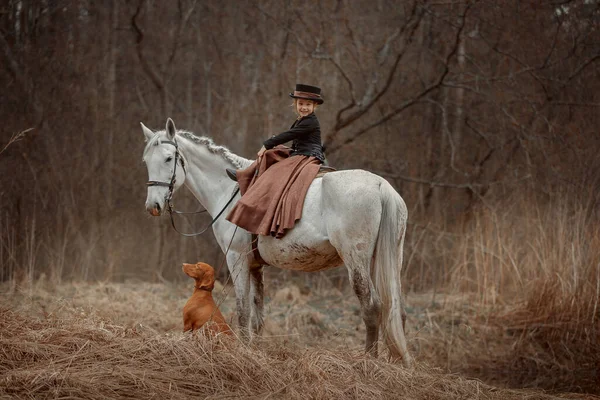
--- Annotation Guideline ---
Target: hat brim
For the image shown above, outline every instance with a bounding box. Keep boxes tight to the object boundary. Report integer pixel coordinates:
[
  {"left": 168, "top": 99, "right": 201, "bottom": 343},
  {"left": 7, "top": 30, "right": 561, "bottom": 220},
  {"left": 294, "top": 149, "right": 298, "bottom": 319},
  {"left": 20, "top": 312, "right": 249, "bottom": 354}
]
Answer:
[{"left": 289, "top": 93, "right": 324, "bottom": 104}]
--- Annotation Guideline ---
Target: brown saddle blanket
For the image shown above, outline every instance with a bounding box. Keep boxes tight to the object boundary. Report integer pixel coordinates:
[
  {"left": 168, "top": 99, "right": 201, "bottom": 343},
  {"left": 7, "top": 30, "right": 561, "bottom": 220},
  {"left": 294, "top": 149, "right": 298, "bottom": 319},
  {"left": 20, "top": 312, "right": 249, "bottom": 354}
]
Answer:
[
  {"left": 316, "top": 165, "right": 337, "bottom": 177},
  {"left": 225, "top": 146, "right": 335, "bottom": 238}
]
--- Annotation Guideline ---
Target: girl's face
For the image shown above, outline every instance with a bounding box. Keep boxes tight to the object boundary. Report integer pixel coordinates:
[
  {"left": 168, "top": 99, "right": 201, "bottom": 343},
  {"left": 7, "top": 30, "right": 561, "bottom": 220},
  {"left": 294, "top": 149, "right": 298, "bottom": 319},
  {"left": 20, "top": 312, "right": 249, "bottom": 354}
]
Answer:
[{"left": 296, "top": 99, "right": 316, "bottom": 117}]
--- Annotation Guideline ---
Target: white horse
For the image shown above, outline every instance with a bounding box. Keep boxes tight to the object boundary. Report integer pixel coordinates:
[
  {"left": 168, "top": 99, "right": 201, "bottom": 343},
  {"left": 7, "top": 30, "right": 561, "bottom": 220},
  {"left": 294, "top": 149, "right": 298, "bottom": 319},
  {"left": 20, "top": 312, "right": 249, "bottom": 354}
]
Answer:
[{"left": 141, "top": 118, "right": 411, "bottom": 366}]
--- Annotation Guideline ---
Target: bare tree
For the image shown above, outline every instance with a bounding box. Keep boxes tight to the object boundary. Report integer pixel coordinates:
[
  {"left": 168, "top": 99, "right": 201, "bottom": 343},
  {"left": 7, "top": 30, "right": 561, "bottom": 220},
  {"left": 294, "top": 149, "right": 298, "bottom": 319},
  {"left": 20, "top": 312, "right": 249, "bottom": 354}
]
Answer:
[{"left": 2, "top": 0, "right": 600, "bottom": 281}]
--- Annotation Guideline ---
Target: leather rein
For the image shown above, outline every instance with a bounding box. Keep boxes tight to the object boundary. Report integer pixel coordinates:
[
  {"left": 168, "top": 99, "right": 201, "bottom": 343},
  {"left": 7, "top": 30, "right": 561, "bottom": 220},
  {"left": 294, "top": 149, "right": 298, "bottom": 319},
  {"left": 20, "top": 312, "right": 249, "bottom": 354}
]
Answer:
[{"left": 146, "top": 139, "right": 240, "bottom": 237}]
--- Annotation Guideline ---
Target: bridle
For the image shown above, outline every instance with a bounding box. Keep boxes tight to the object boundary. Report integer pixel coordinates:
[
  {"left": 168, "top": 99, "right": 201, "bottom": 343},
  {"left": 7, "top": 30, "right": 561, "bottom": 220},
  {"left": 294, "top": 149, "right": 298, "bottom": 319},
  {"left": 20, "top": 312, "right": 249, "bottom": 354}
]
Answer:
[
  {"left": 146, "top": 138, "right": 239, "bottom": 237},
  {"left": 146, "top": 139, "right": 185, "bottom": 203}
]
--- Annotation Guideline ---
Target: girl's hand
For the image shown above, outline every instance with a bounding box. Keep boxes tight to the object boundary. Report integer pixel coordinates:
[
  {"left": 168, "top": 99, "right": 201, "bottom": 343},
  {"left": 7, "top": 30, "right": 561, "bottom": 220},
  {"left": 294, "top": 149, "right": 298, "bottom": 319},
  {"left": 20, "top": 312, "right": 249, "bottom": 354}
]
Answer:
[{"left": 257, "top": 146, "right": 266, "bottom": 157}]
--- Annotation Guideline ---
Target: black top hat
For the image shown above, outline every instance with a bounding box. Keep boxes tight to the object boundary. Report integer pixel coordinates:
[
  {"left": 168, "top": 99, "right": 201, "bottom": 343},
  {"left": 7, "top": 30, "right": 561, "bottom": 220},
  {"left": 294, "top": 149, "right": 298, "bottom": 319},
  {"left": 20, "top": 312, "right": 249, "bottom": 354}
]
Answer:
[{"left": 289, "top": 84, "right": 324, "bottom": 104}]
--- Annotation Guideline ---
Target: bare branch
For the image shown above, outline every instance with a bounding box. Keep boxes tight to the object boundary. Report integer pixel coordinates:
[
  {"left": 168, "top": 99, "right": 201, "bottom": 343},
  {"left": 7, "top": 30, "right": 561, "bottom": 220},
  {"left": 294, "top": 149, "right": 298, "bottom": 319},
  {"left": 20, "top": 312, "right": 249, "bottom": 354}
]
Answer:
[
  {"left": 327, "top": 2, "right": 472, "bottom": 155},
  {"left": 0, "top": 33, "right": 44, "bottom": 119},
  {"left": 253, "top": 5, "right": 312, "bottom": 52},
  {"left": 0, "top": 33, "right": 25, "bottom": 89},
  {"left": 375, "top": 169, "right": 530, "bottom": 190},
  {"left": 326, "top": 85, "right": 434, "bottom": 155},
  {"left": 310, "top": 52, "right": 356, "bottom": 116},
  {"left": 0, "top": 128, "right": 34, "bottom": 157},
  {"left": 332, "top": 2, "right": 424, "bottom": 133},
  {"left": 426, "top": 98, "right": 465, "bottom": 175},
  {"left": 132, "top": 1, "right": 163, "bottom": 91},
  {"left": 132, "top": 0, "right": 168, "bottom": 115},
  {"left": 377, "top": 28, "right": 401, "bottom": 66},
  {"left": 566, "top": 53, "right": 600, "bottom": 83},
  {"left": 167, "top": 0, "right": 198, "bottom": 70}
]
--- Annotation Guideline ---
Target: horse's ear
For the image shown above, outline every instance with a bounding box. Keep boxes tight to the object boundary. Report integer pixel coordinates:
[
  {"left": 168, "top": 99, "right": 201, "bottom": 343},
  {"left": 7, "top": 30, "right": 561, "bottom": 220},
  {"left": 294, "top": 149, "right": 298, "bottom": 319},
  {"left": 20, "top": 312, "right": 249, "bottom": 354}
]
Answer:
[
  {"left": 166, "top": 118, "right": 176, "bottom": 140},
  {"left": 140, "top": 122, "right": 154, "bottom": 142}
]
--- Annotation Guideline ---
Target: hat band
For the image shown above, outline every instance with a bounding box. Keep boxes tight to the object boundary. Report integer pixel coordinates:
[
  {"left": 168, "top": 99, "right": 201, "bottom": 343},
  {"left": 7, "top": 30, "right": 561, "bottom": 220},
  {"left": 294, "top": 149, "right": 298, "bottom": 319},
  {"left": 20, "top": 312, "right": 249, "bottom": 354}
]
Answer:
[{"left": 293, "top": 91, "right": 321, "bottom": 100}]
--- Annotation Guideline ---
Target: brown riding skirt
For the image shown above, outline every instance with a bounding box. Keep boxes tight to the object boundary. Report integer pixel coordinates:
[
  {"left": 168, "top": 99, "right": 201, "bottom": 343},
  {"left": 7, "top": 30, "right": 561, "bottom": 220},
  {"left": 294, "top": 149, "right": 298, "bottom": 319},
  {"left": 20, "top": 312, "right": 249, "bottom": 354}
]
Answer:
[{"left": 226, "top": 146, "right": 320, "bottom": 238}]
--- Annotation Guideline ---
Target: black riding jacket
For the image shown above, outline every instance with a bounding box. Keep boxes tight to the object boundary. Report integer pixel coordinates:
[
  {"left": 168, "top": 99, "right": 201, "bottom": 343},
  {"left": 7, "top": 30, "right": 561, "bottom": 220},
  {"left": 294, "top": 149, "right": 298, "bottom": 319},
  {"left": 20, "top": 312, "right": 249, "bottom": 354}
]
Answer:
[{"left": 263, "top": 113, "right": 324, "bottom": 163}]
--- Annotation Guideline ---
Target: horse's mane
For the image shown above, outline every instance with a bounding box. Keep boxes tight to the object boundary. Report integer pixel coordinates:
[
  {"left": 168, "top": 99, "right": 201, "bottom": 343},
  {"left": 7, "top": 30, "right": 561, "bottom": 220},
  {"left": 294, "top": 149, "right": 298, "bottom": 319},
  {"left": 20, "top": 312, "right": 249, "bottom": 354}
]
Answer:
[{"left": 143, "top": 130, "right": 252, "bottom": 169}]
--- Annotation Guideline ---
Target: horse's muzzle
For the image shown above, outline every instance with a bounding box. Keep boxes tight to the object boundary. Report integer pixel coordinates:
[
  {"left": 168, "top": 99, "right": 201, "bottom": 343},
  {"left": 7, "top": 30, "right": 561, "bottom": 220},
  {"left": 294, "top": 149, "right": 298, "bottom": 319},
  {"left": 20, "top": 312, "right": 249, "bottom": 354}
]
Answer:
[{"left": 147, "top": 202, "right": 162, "bottom": 216}]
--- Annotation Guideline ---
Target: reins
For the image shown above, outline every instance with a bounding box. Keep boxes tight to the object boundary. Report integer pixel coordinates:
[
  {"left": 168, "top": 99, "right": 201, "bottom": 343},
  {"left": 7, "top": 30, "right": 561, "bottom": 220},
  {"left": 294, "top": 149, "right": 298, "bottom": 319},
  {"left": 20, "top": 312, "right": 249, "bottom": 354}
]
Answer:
[{"left": 166, "top": 186, "right": 240, "bottom": 237}]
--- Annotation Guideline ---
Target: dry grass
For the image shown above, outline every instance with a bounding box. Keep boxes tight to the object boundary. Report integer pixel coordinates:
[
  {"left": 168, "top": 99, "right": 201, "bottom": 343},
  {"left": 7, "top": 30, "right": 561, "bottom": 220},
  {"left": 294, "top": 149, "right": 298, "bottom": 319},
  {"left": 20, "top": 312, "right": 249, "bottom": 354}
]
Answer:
[
  {"left": 0, "top": 128, "right": 32, "bottom": 157},
  {"left": 0, "top": 280, "right": 597, "bottom": 399},
  {"left": 410, "top": 291, "right": 599, "bottom": 394},
  {"left": 406, "top": 194, "right": 600, "bottom": 395},
  {"left": 1, "top": 194, "right": 599, "bottom": 398}
]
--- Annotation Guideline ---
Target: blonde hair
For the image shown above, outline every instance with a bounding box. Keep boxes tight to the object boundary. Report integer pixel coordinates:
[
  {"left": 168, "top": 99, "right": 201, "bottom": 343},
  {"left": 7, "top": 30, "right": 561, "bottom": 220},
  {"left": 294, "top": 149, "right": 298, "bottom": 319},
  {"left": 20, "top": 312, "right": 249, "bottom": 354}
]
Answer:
[{"left": 291, "top": 98, "right": 318, "bottom": 117}]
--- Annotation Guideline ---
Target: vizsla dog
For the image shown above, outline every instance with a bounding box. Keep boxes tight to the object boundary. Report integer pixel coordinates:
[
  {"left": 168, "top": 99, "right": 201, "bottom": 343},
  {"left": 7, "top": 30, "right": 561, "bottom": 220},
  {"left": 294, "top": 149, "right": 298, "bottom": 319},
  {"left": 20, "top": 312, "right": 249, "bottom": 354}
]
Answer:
[{"left": 182, "top": 262, "right": 232, "bottom": 336}]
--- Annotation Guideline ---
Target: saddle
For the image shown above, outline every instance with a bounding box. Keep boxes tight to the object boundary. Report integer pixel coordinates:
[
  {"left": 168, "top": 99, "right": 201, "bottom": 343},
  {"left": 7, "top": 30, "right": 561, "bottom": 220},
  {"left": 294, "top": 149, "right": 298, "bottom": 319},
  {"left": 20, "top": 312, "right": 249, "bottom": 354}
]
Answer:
[
  {"left": 251, "top": 164, "right": 336, "bottom": 265},
  {"left": 316, "top": 165, "right": 337, "bottom": 177}
]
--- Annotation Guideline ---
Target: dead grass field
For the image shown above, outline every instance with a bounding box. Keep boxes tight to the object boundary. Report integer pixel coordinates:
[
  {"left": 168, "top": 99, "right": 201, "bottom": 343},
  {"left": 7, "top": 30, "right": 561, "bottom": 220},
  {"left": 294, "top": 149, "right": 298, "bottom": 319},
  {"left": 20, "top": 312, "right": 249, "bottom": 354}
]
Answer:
[
  {"left": 1, "top": 193, "right": 599, "bottom": 398},
  {"left": 1, "top": 273, "right": 598, "bottom": 400}
]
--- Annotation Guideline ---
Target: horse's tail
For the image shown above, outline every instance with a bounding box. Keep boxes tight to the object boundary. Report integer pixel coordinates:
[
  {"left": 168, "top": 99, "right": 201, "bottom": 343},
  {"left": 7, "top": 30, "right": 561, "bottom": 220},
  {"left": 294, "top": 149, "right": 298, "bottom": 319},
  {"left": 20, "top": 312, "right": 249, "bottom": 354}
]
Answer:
[{"left": 373, "top": 180, "right": 411, "bottom": 367}]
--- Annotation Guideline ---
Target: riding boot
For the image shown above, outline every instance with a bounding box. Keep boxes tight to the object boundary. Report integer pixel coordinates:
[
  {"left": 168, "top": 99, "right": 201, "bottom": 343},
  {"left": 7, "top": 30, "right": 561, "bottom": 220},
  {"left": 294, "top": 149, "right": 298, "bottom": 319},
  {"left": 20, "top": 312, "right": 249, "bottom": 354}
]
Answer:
[{"left": 225, "top": 168, "right": 238, "bottom": 181}]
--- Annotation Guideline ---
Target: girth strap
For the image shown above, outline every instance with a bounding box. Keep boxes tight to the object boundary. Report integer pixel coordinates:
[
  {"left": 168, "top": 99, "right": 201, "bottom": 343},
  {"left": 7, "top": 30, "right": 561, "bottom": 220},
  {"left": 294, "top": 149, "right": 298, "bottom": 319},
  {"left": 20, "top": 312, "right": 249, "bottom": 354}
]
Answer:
[{"left": 251, "top": 234, "right": 268, "bottom": 265}]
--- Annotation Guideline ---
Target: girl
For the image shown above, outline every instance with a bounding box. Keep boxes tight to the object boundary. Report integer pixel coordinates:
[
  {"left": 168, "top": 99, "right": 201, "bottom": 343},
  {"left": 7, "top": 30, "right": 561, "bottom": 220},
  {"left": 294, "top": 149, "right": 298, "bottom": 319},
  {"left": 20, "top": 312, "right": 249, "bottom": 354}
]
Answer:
[{"left": 226, "top": 84, "right": 325, "bottom": 238}]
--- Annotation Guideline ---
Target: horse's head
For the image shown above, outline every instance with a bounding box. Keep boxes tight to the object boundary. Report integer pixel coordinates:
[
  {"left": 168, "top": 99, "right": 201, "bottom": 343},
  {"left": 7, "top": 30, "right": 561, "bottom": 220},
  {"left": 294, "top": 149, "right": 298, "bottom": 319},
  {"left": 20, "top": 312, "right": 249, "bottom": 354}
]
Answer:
[{"left": 141, "top": 118, "right": 186, "bottom": 216}]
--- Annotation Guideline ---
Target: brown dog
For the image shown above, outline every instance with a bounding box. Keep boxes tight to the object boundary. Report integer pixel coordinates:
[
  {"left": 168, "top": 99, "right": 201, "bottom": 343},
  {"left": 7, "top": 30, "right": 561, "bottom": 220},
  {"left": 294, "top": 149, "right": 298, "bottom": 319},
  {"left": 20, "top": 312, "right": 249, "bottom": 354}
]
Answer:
[{"left": 182, "top": 262, "right": 232, "bottom": 335}]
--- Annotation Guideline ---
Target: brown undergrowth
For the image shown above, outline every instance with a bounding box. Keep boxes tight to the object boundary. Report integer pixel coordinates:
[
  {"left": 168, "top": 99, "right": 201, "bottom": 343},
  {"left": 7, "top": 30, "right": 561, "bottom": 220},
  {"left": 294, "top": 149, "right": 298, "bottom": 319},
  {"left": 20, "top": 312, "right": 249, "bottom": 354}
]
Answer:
[
  {"left": 411, "top": 291, "right": 599, "bottom": 395},
  {"left": 1, "top": 194, "right": 599, "bottom": 398},
  {"left": 407, "top": 193, "right": 600, "bottom": 395},
  {"left": 0, "top": 281, "right": 597, "bottom": 399}
]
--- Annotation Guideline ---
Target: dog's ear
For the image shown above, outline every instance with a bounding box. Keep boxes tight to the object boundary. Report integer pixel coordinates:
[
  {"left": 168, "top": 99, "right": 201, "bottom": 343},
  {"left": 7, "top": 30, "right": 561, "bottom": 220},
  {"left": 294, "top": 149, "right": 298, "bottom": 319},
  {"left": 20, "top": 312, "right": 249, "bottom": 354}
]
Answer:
[{"left": 196, "top": 262, "right": 215, "bottom": 291}]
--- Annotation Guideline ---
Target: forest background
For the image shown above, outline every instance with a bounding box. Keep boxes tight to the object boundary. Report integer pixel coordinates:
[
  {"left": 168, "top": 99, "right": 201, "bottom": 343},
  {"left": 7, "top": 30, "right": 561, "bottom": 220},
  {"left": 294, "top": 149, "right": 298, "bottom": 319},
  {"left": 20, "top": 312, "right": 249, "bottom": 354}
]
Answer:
[
  {"left": 4, "top": 0, "right": 599, "bottom": 284},
  {"left": 2, "top": 1, "right": 600, "bottom": 395},
  {"left": 2, "top": 0, "right": 600, "bottom": 291}
]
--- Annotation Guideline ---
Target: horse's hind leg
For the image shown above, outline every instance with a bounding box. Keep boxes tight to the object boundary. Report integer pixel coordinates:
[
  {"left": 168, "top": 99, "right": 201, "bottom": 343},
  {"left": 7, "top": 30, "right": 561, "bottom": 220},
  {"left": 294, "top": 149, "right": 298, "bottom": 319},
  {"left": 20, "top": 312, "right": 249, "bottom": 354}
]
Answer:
[
  {"left": 323, "top": 175, "right": 385, "bottom": 356},
  {"left": 400, "top": 295, "right": 407, "bottom": 334},
  {"left": 249, "top": 265, "right": 265, "bottom": 335},
  {"left": 347, "top": 267, "right": 382, "bottom": 357}
]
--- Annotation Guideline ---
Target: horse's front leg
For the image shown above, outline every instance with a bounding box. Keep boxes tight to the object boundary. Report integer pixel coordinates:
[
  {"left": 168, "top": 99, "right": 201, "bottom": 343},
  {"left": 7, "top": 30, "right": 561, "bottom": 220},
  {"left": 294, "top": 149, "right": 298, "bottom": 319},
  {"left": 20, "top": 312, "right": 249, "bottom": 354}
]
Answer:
[
  {"left": 228, "top": 252, "right": 252, "bottom": 339},
  {"left": 249, "top": 265, "right": 265, "bottom": 335}
]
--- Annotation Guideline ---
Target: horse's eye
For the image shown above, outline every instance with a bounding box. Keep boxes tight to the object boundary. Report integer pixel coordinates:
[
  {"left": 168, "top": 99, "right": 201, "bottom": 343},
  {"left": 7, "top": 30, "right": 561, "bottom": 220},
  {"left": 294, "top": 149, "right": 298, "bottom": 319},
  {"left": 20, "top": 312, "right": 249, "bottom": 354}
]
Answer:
[{"left": 166, "top": 157, "right": 173, "bottom": 163}]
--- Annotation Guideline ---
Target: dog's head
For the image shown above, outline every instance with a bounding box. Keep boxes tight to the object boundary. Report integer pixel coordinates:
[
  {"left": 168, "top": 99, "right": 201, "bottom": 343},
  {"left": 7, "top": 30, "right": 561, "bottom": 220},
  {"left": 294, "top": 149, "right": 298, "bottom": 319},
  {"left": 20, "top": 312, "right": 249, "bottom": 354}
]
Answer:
[{"left": 182, "top": 262, "right": 215, "bottom": 291}]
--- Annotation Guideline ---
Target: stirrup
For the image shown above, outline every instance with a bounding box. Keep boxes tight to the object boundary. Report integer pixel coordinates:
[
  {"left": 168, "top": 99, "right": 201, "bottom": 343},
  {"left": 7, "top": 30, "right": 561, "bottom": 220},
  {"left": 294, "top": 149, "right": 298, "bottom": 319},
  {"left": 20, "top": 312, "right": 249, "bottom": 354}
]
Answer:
[{"left": 226, "top": 168, "right": 238, "bottom": 181}]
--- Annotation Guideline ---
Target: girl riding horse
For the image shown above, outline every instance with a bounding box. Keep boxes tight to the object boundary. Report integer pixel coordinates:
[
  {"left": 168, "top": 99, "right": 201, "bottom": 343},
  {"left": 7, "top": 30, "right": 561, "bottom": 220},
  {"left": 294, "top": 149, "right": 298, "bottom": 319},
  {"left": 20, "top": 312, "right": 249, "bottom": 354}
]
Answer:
[{"left": 225, "top": 84, "right": 325, "bottom": 238}]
